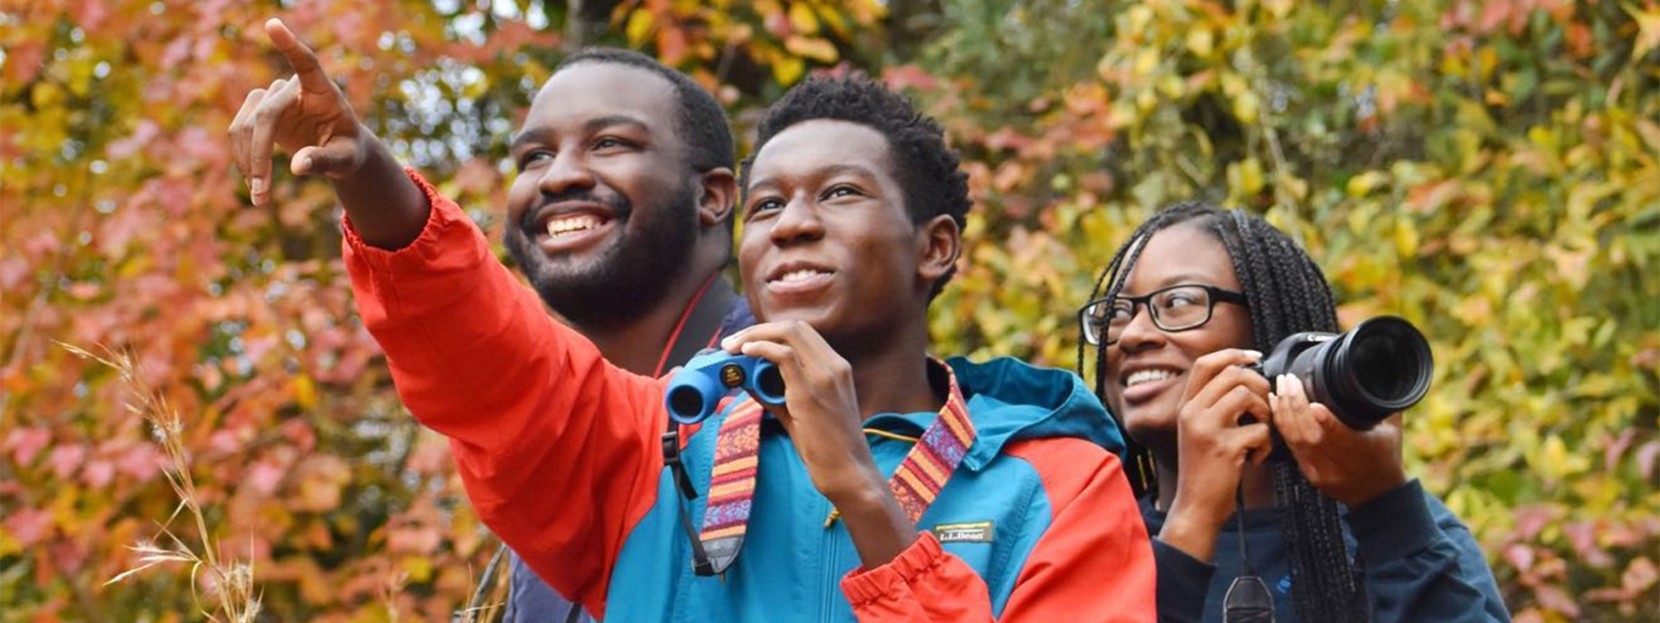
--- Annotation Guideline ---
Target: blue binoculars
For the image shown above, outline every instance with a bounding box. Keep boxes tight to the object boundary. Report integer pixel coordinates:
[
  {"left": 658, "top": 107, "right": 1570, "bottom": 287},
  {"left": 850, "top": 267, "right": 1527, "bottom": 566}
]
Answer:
[{"left": 664, "top": 349, "right": 787, "bottom": 424}]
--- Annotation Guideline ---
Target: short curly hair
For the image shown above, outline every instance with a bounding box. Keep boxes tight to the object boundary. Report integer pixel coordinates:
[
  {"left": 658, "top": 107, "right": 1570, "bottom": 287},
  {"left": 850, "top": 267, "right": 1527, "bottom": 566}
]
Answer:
[
  {"left": 558, "top": 48, "right": 734, "bottom": 175},
  {"left": 740, "top": 74, "right": 971, "bottom": 298}
]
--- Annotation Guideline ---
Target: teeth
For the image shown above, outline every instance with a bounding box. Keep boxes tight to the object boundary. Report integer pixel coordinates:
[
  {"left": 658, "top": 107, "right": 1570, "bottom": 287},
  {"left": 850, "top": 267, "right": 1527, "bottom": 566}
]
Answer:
[
  {"left": 1126, "top": 369, "right": 1177, "bottom": 387},
  {"left": 546, "top": 214, "right": 602, "bottom": 236},
  {"left": 777, "top": 269, "right": 827, "bottom": 283}
]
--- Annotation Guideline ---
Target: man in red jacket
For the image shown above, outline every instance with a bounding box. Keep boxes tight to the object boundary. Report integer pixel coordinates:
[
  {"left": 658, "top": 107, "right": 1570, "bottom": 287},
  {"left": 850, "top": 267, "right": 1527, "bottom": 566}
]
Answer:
[{"left": 228, "top": 20, "right": 751, "bottom": 623}]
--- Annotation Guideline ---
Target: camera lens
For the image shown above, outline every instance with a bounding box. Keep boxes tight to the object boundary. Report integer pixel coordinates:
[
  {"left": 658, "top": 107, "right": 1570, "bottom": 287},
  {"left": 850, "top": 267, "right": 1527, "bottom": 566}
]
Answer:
[
  {"left": 1312, "top": 316, "right": 1434, "bottom": 429},
  {"left": 1349, "top": 322, "right": 1421, "bottom": 403}
]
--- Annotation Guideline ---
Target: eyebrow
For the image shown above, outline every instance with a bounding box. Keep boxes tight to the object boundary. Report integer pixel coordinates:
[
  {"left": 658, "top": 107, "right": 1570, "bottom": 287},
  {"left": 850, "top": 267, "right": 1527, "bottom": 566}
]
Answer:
[
  {"left": 509, "top": 115, "right": 652, "bottom": 151},
  {"left": 746, "top": 163, "right": 881, "bottom": 194},
  {"left": 1151, "top": 273, "right": 1228, "bottom": 290}
]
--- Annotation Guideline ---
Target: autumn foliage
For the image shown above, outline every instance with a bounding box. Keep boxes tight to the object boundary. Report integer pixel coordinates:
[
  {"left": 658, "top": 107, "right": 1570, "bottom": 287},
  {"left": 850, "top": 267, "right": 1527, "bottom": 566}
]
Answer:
[{"left": 2, "top": 0, "right": 1656, "bottom": 621}]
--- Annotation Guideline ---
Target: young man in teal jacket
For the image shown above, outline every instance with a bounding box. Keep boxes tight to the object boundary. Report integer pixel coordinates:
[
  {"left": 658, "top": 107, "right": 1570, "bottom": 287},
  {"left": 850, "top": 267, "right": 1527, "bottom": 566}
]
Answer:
[{"left": 230, "top": 19, "right": 1156, "bottom": 620}]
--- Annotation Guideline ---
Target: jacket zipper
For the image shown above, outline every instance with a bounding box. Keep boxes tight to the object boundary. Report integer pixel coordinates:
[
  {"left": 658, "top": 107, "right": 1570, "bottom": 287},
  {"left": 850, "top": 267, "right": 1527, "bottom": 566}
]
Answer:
[{"left": 821, "top": 498, "right": 840, "bottom": 622}]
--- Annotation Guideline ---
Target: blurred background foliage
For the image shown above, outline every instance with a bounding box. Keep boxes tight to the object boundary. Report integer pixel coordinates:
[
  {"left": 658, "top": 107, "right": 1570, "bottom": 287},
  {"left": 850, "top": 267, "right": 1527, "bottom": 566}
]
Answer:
[{"left": 2, "top": 0, "right": 1656, "bottom": 620}]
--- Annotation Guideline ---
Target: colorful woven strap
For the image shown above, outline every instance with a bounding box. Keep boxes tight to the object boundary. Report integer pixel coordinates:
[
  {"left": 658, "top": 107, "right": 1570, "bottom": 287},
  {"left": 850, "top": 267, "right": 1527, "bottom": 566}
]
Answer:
[{"left": 695, "top": 359, "right": 977, "bottom": 575}]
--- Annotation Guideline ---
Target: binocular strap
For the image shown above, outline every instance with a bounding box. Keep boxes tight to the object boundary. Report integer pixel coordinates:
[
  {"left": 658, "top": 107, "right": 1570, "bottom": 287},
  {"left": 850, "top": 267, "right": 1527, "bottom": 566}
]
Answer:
[{"left": 694, "top": 359, "right": 978, "bottom": 576}]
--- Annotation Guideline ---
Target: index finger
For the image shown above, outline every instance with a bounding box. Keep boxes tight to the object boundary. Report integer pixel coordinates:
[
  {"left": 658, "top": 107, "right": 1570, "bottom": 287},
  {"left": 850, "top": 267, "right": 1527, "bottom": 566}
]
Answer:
[
  {"left": 721, "top": 321, "right": 827, "bottom": 354},
  {"left": 1180, "top": 348, "right": 1263, "bottom": 403},
  {"left": 264, "top": 18, "right": 333, "bottom": 93}
]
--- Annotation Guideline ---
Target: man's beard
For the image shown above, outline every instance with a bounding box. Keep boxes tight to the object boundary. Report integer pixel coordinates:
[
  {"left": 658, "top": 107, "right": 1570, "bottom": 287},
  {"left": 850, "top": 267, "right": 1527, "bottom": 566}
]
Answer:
[{"left": 504, "top": 182, "right": 700, "bottom": 330}]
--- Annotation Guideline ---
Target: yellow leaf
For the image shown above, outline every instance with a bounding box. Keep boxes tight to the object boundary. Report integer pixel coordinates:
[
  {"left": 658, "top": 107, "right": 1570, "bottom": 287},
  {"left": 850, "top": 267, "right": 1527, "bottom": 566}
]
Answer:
[
  {"left": 625, "top": 10, "right": 655, "bottom": 46},
  {"left": 1264, "top": 0, "right": 1294, "bottom": 19},
  {"left": 1626, "top": 4, "right": 1660, "bottom": 59},
  {"left": 772, "top": 55, "right": 805, "bottom": 85},
  {"left": 1347, "top": 171, "right": 1390, "bottom": 197},
  {"left": 1133, "top": 48, "right": 1159, "bottom": 78},
  {"left": 1394, "top": 218, "right": 1419, "bottom": 258},
  {"left": 1233, "top": 91, "right": 1260, "bottom": 122},
  {"left": 1230, "top": 158, "right": 1265, "bottom": 195},
  {"left": 293, "top": 374, "right": 317, "bottom": 410},
  {"left": 784, "top": 35, "right": 838, "bottom": 63},
  {"left": 402, "top": 555, "right": 434, "bottom": 583},
  {"left": 1537, "top": 435, "right": 1590, "bottom": 480},
  {"left": 789, "top": 2, "right": 820, "bottom": 34},
  {"left": 815, "top": 4, "right": 850, "bottom": 37},
  {"left": 1186, "top": 28, "right": 1214, "bottom": 58},
  {"left": 30, "top": 81, "right": 63, "bottom": 109}
]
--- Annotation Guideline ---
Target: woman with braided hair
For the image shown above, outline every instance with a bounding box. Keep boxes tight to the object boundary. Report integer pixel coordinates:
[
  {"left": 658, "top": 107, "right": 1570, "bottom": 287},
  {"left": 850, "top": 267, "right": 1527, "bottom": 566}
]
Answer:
[{"left": 1077, "top": 202, "right": 1509, "bottom": 622}]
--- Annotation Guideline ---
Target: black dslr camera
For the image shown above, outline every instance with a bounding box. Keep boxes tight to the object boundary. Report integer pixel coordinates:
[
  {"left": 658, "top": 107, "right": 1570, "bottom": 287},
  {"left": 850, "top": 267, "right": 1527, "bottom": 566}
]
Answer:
[{"left": 1250, "top": 315, "right": 1434, "bottom": 430}]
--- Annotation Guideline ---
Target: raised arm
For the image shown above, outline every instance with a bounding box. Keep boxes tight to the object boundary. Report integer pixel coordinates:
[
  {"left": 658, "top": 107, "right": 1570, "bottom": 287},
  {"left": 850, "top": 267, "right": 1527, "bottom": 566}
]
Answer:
[
  {"left": 340, "top": 172, "right": 669, "bottom": 619},
  {"left": 227, "top": 18, "right": 427, "bottom": 249}
]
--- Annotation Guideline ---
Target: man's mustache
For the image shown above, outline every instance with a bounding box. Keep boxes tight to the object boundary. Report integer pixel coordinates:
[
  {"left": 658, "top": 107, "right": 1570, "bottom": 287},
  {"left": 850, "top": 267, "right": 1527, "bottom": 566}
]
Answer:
[{"left": 518, "top": 191, "right": 632, "bottom": 233}]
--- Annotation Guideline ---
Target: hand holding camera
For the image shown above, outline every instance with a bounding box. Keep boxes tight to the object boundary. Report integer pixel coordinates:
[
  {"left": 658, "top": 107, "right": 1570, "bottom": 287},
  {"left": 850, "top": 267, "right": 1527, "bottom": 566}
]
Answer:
[
  {"left": 1172, "top": 316, "right": 1432, "bottom": 526},
  {"left": 1272, "top": 373, "right": 1407, "bottom": 508},
  {"left": 1252, "top": 315, "right": 1430, "bottom": 506},
  {"left": 1163, "top": 348, "right": 1278, "bottom": 558}
]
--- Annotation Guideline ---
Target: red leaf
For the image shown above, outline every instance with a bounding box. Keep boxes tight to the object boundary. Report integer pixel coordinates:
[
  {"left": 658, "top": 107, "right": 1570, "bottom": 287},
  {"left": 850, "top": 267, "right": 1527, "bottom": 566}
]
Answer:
[
  {"left": 4, "top": 508, "right": 54, "bottom": 547},
  {"left": 47, "top": 444, "right": 87, "bottom": 479},
  {"left": 1478, "top": 0, "right": 1512, "bottom": 34},
  {"left": 658, "top": 27, "right": 688, "bottom": 65},
  {"left": 881, "top": 65, "right": 939, "bottom": 92},
  {"left": 107, "top": 121, "right": 159, "bottom": 160},
  {"left": 1564, "top": 521, "right": 1614, "bottom": 568},
  {"left": 1637, "top": 441, "right": 1660, "bottom": 479},
  {"left": 0, "top": 41, "right": 44, "bottom": 84},
  {"left": 82, "top": 459, "right": 114, "bottom": 488},
  {"left": 4, "top": 427, "right": 51, "bottom": 466},
  {"left": 115, "top": 443, "right": 163, "bottom": 481},
  {"left": 246, "top": 456, "right": 287, "bottom": 496}
]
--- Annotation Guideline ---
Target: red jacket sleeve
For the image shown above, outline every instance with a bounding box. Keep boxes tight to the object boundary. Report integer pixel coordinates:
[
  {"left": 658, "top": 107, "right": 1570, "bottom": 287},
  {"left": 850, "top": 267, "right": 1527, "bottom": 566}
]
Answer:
[
  {"left": 840, "top": 437, "right": 1158, "bottom": 622},
  {"left": 341, "top": 170, "right": 664, "bottom": 620}
]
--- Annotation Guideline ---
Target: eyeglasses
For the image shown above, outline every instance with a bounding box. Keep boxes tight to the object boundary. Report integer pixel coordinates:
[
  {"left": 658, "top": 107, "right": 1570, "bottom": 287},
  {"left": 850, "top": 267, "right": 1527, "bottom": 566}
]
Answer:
[{"left": 1079, "top": 284, "right": 1248, "bottom": 346}]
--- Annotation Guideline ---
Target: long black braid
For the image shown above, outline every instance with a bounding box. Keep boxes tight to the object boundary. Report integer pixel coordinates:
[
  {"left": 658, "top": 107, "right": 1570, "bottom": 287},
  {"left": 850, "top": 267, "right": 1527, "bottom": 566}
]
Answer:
[{"left": 1077, "top": 201, "right": 1370, "bottom": 623}]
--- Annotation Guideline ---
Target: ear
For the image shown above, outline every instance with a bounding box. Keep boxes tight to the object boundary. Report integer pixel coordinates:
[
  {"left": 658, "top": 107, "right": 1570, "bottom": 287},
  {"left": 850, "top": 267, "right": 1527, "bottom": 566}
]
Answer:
[
  {"left": 696, "top": 167, "right": 738, "bottom": 229},
  {"left": 915, "top": 213, "right": 962, "bottom": 287}
]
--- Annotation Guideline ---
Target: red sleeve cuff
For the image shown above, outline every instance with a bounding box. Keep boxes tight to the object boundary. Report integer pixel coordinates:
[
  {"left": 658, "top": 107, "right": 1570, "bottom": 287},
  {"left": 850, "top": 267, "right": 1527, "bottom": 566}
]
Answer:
[
  {"left": 840, "top": 531, "right": 946, "bottom": 606},
  {"left": 340, "top": 166, "right": 458, "bottom": 271}
]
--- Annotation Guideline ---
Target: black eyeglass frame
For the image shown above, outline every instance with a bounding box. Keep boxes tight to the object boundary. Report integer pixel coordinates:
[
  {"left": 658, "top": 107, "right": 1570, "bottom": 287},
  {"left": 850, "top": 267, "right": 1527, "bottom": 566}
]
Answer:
[{"left": 1079, "top": 284, "right": 1249, "bottom": 346}]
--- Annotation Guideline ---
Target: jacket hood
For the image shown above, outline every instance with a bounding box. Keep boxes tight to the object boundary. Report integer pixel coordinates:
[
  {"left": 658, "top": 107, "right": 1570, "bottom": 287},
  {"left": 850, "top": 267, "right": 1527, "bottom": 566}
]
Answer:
[
  {"left": 950, "top": 355, "right": 1125, "bottom": 470},
  {"left": 864, "top": 356, "right": 1125, "bottom": 472}
]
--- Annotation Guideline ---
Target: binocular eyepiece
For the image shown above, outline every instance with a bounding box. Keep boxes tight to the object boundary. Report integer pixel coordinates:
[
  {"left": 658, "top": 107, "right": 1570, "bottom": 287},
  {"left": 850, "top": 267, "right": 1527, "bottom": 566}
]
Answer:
[
  {"left": 1250, "top": 315, "right": 1434, "bottom": 430},
  {"left": 664, "top": 349, "right": 787, "bottom": 425}
]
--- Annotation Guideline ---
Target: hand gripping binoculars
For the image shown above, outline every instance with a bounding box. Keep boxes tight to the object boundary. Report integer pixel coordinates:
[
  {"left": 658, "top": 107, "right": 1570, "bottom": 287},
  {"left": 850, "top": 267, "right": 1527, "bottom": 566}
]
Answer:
[{"left": 664, "top": 349, "right": 787, "bottom": 425}]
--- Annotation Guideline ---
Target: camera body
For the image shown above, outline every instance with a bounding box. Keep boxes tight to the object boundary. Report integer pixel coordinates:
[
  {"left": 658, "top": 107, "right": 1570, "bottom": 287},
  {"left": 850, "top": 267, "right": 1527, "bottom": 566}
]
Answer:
[
  {"left": 664, "top": 349, "right": 787, "bottom": 425},
  {"left": 1249, "top": 315, "right": 1434, "bottom": 430}
]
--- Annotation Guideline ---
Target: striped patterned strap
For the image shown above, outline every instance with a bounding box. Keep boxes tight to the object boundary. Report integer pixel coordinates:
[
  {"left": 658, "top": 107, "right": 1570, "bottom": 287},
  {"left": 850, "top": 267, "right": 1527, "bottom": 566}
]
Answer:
[
  {"left": 695, "top": 359, "right": 977, "bottom": 575},
  {"left": 889, "top": 360, "right": 976, "bottom": 524},
  {"left": 696, "top": 399, "right": 766, "bottom": 574}
]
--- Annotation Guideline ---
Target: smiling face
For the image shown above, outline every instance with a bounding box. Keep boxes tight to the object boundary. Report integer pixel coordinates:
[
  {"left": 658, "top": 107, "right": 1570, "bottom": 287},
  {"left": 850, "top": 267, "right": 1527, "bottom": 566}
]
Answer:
[
  {"left": 503, "top": 62, "right": 701, "bottom": 327},
  {"left": 738, "top": 119, "right": 949, "bottom": 349},
  {"left": 1102, "top": 222, "right": 1255, "bottom": 454}
]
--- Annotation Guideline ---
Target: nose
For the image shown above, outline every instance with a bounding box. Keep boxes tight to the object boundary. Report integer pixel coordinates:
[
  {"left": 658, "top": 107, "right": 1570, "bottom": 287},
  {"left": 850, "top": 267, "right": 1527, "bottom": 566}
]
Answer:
[
  {"left": 767, "top": 194, "right": 825, "bottom": 246},
  {"left": 536, "top": 149, "right": 596, "bottom": 197},
  {"left": 1113, "top": 303, "right": 1165, "bottom": 353}
]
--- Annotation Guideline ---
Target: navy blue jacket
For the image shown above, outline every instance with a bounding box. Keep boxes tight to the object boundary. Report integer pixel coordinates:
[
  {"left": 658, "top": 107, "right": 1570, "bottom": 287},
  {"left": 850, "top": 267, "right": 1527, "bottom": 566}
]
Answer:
[{"left": 1141, "top": 479, "right": 1510, "bottom": 623}]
